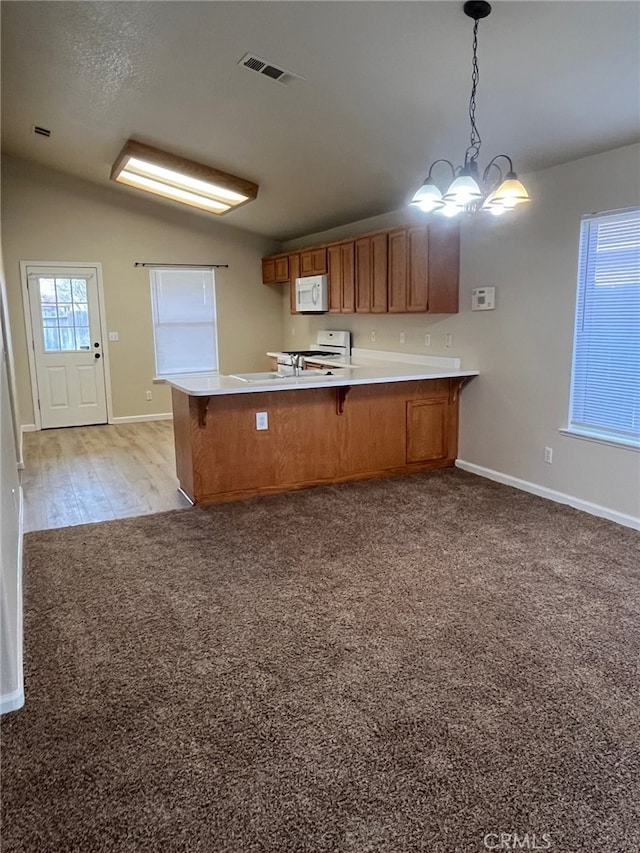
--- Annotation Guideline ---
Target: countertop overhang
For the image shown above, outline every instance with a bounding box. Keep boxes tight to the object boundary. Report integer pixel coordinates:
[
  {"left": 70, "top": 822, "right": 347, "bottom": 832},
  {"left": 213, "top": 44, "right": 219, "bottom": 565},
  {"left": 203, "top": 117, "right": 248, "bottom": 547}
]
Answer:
[{"left": 167, "top": 350, "right": 478, "bottom": 397}]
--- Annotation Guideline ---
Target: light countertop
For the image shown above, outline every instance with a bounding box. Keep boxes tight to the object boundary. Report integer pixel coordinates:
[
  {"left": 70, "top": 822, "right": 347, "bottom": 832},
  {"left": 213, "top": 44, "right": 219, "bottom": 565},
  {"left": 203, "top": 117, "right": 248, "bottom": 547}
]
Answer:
[{"left": 166, "top": 349, "right": 478, "bottom": 397}]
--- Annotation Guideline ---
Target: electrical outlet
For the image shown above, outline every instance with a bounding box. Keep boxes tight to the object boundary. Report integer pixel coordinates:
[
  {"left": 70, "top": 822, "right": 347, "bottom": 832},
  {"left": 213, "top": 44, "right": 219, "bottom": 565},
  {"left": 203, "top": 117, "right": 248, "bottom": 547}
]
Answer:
[
  {"left": 544, "top": 446, "right": 553, "bottom": 464},
  {"left": 108, "top": 331, "right": 119, "bottom": 342},
  {"left": 256, "top": 411, "right": 268, "bottom": 431},
  {"left": 400, "top": 332, "right": 406, "bottom": 344},
  {"left": 370, "top": 330, "right": 376, "bottom": 342},
  {"left": 146, "top": 390, "right": 152, "bottom": 401},
  {"left": 424, "top": 334, "right": 431, "bottom": 347},
  {"left": 444, "top": 333, "right": 452, "bottom": 348}
]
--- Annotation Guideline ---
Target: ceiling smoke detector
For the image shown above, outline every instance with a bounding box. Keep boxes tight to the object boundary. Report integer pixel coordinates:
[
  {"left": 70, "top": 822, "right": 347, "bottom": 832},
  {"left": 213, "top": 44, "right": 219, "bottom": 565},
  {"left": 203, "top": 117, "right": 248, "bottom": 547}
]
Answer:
[{"left": 238, "top": 53, "right": 304, "bottom": 85}]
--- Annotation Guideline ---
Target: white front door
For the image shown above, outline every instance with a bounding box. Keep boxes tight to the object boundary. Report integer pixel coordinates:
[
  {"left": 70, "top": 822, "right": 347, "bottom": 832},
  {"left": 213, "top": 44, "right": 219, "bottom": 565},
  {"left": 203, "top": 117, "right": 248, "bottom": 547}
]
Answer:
[{"left": 26, "top": 265, "right": 108, "bottom": 428}]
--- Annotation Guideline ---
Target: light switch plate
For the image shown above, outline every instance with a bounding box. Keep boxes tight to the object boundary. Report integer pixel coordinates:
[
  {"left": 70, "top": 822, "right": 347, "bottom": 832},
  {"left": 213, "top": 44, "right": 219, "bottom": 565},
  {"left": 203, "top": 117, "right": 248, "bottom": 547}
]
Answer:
[{"left": 472, "top": 287, "right": 495, "bottom": 310}]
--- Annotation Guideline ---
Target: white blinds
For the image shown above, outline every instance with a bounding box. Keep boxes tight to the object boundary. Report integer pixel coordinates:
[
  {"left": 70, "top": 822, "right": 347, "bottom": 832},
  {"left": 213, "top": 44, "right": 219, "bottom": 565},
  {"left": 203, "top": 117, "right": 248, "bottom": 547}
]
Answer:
[
  {"left": 150, "top": 268, "right": 218, "bottom": 376},
  {"left": 569, "top": 207, "right": 640, "bottom": 446}
]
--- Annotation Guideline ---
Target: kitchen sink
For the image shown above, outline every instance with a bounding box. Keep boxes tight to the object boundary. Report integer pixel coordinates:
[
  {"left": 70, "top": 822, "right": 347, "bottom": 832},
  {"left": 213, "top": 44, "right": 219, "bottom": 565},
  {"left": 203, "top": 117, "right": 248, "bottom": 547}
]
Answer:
[{"left": 230, "top": 369, "right": 348, "bottom": 383}]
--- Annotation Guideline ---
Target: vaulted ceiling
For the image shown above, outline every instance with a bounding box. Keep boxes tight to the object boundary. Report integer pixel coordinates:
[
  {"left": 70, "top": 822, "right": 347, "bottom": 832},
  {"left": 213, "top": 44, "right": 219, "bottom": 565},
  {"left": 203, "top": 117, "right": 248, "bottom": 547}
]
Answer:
[{"left": 2, "top": 1, "right": 639, "bottom": 240}]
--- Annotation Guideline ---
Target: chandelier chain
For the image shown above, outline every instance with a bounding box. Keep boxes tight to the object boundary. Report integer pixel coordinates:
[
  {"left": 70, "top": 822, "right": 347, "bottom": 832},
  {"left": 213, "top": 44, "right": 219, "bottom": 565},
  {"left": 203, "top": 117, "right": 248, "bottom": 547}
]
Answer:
[{"left": 465, "top": 17, "right": 482, "bottom": 167}]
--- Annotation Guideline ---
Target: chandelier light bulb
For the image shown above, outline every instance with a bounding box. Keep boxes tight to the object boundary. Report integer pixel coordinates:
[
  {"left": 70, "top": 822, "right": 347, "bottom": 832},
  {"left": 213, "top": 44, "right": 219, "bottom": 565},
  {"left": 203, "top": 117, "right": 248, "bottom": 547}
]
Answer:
[
  {"left": 410, "top": 180, "right": 445, "bottom": 212},
  {"left": 443, "top": 173, "right": 482, "bottom": 205},
  {"left": 481, "top": 188, "right": 507, "bottom": 215},
  {"left": 436, "top": 202, "right": 464, "bottom": 218},
  {"left": 489, "top": 174, "right": 531, "bottom": 208}
]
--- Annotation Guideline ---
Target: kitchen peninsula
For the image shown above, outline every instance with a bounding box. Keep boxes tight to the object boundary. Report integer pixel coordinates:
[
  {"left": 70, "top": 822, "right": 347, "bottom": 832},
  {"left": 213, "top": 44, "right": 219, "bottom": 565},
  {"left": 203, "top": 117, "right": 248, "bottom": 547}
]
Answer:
[{"left": 168, "top": 352, "right": 478, "bottom": 505}]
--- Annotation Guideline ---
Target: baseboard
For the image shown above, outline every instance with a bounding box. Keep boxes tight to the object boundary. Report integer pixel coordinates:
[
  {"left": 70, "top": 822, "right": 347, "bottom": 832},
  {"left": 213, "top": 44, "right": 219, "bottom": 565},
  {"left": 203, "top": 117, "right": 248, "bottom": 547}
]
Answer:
[
  {"left": 456, "top": 459, "right": 640, "bottom": 531},
  {"left": 109, "top": 413, "right": 173, "bottom": 424},
  {"left": 21, "top": 423, "right": 36, "bottom": 432},
  {"left": 0, "top": 486, "right": 25, "bottom": 716},
  {"left": 0, "top": 687, "right": 24, "bottom": 716}
]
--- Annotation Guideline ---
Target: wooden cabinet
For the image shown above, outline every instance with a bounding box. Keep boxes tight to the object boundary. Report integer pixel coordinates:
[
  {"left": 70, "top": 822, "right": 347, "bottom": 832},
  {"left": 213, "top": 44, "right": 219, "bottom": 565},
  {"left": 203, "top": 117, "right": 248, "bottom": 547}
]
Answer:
[
  {"left": 426, "top": 222, "right": 460, "bottom": 314},
  {"left": 406, "top": 398, "right": 449, "bottom": 462},
  {"left": 355, "top": 232, "right": 388, "bottom": 313},
  {"left": 388, "top": 226, "right": 428, "bottom": 312},
  {"left": 388, "top": 224, "right": 459, "bottom": 314},
  {"left": 388, "top": 228, "right": 409, "bottom": 312},
  {"left": 262, "top": 254, "right": 290, "bottom": 284},
  {"left": 172, "top": 378, "right": 462, "bottom": 505},
  {"left": 262, "top": 221, "right": 459, "bottom": 313},
  {"left": 288, "top": 253, "right": 300, "bottom": 314},
  {"left": 300, "top": 248, "right": 327, "bottom": 275},
  {"left": 328, "top": 242, "right": 355, "bottom": 313}
]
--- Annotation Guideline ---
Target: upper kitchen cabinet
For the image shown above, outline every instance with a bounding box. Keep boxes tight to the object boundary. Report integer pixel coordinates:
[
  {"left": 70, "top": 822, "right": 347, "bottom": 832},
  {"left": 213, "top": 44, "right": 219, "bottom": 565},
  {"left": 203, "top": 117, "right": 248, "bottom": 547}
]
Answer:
[
  {"left": 426, "top": 222, "right": 460, "bottom": 314},
  {"left": 300, "top": 248, "right": 328, "bottom": 276},
  {"left": 328, "top": 242, "right": 355, "bottom": 313},
  {"left": 262, "top": 254, "right": 290, "bottom": 284},
  {"left": 388, "top": 224, "right": 459, "bottom": 314},
  {"left": 355, "top": 232, "right": 388, "bottom": 313}
]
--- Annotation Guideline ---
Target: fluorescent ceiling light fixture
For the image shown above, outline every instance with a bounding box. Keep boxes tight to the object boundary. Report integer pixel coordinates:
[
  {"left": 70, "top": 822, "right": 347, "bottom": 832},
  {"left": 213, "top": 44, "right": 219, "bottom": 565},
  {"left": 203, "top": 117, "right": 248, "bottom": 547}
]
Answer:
[{"left": 110, "top": 140, "right": 258, "bottom": 215}]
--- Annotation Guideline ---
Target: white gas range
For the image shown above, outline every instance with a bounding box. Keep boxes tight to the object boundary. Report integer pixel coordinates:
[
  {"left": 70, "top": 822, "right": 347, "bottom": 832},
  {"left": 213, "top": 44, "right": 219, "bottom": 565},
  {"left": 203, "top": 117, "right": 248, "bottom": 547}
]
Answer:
[{"left": 273, "top": 330, "right": 351, "bottom": 370}]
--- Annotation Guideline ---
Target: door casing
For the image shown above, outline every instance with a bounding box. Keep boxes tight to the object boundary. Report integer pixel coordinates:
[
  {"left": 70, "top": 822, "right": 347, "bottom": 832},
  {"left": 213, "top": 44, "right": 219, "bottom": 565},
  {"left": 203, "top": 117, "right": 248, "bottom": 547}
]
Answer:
[{"left": 20, "top": 260, "right": 113, "bottom": 430}]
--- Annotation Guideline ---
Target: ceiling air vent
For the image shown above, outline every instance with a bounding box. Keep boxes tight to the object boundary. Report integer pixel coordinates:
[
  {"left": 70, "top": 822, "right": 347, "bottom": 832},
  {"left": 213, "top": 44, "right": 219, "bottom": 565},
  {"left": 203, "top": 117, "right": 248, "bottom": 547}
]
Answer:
[
  {"left": 33, "top": 125, "right": 51, "bottom": 138},
  {"left": 238, "top": 53, "right": 304, "bottom": 85}
]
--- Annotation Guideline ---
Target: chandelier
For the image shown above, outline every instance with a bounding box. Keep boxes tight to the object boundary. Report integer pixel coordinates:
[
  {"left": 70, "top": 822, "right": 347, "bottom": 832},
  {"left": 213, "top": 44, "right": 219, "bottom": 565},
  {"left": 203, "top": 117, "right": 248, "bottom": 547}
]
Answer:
[{"left": 410, "top": 1, "right": 530, "bottom": 217}]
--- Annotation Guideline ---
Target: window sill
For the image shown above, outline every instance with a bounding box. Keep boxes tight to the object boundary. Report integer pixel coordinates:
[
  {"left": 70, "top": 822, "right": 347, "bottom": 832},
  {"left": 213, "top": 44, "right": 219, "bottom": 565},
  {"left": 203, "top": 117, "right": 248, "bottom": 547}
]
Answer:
[
  {"left": 559, "top": 427, "right": 640, "bottom": 452},
  {"left": 154, "top": 371, "right": 219, "bottom": 384}
]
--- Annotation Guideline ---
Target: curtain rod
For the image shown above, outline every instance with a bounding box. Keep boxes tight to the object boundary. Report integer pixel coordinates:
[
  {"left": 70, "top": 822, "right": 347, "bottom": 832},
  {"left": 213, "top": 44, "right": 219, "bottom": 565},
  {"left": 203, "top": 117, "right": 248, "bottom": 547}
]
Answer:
[{"left": 134, "top": 262, "right": 229, "bottom": 269}]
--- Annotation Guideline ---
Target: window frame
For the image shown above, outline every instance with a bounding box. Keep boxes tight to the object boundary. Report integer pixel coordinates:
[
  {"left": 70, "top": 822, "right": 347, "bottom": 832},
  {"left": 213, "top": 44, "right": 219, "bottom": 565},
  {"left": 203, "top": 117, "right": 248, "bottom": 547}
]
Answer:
[
  {"left": 565, "top": 206, "right": 640, "bottom": 451},
  {"left": 149, "top": 267, "right": 219, "bottom": 379}
]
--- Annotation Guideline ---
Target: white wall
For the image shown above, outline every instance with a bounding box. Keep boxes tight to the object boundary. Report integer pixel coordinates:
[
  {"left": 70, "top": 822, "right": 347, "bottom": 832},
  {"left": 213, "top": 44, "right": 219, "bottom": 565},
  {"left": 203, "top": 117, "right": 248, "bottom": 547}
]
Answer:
[
  {"left": 2, "top": 156, "right": 283, "bottom": 425},
  {"left": 0, "top": 244, "right": 24, "bottom": 715},
  {"left": 281, "top": 144, "right": 640, "bottom": 523}
]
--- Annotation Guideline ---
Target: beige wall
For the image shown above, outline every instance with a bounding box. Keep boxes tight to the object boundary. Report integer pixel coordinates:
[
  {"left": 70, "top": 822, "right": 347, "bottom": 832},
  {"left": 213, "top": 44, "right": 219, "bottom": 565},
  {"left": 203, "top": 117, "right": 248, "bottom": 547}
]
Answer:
[
  {"left": 1, "top": 156, "right": 283, "bottom": 423},
  {"left": 281, "top": 144, "right": 640, "bottom": 521}
]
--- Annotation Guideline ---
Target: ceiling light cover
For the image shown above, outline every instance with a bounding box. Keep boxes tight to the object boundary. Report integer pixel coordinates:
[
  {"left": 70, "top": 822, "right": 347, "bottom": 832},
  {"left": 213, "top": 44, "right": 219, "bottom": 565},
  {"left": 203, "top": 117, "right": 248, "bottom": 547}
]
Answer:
[
  {"left": 409, "top": 1, "right": 530, "bottom": 218},
  {"left": 110, "top": 140, "right": 259, "bottom": 215}
]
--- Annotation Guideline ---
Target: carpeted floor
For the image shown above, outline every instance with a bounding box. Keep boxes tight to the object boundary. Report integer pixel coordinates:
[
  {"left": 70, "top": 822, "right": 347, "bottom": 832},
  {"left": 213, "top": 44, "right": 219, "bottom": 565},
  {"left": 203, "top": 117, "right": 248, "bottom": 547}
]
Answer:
[{"left": 2, "top": 469, "right": 639, "bottom": 852}]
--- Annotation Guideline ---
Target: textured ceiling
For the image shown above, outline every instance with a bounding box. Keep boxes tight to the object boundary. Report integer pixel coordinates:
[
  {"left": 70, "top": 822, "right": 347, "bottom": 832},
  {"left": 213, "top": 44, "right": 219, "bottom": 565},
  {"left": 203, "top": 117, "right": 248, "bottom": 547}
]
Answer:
[{"left": 2, "top": 1, "right": 639, "bottom": 241}]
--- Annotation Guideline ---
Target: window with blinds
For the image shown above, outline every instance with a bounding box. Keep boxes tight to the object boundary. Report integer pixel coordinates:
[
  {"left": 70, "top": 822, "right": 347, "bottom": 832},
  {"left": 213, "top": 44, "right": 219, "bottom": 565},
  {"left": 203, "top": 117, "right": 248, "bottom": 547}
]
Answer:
[
  {"left": 150, "top": 268, "right": 218, "bottom": 377},
  {"left": 568, "top": 207, "right": 640, "bottom": 448}
]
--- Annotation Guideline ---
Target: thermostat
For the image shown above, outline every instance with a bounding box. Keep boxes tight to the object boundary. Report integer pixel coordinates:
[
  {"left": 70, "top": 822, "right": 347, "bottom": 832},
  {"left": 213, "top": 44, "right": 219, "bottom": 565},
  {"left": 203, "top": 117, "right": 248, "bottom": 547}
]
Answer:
[{"left": 472, "top": 287, "right": 495, "bottom": 311}]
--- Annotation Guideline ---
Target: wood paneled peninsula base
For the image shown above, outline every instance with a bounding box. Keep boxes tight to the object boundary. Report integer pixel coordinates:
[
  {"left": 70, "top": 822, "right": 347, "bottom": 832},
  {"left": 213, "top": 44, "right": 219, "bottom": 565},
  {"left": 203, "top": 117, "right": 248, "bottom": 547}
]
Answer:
[{"left": 171, "top": 378, "right": 469, "bottom": 505}]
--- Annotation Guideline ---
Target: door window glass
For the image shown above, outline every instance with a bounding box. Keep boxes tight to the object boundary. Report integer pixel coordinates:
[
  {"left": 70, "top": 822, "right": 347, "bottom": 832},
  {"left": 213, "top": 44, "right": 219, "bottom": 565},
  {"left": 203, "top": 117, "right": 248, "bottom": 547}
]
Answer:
[{"left": 39, "top": 277, "right": 91, "bottom": 352}]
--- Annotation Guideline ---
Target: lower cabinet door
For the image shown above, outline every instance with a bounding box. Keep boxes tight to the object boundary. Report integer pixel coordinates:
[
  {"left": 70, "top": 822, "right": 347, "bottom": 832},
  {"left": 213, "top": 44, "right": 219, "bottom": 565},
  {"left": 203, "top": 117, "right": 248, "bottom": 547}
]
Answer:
[{"left": 406, "top": 398, "right": 449, "bottom": 462}]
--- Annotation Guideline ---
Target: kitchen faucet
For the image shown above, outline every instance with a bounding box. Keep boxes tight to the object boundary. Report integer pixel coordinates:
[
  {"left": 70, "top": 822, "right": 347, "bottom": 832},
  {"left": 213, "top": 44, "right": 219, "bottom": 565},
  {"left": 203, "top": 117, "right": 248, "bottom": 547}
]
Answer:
[{"left": 290, "top": 353, "right": 304, "bottom": 376}]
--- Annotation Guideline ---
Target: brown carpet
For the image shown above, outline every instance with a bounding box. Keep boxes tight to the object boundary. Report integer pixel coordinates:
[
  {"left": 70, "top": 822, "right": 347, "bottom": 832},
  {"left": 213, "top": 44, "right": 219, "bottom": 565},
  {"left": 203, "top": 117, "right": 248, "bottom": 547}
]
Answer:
[{"left": 2, "top": 469, "right": 639, "bottom": 852}]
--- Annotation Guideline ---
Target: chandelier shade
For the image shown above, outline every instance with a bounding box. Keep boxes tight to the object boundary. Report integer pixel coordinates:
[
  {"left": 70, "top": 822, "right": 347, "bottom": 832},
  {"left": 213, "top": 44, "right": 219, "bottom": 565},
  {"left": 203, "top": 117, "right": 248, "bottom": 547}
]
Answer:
[{"left": 409, "top": 1, "right": 530, "bottom": 218}]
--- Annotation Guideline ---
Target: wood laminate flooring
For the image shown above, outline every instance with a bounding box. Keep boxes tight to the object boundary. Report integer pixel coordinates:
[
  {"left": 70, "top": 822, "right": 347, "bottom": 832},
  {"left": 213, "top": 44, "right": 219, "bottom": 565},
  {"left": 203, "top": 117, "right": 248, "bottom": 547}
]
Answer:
[{"left": 21, "top": 420, "right": 190, "bottom": 532}]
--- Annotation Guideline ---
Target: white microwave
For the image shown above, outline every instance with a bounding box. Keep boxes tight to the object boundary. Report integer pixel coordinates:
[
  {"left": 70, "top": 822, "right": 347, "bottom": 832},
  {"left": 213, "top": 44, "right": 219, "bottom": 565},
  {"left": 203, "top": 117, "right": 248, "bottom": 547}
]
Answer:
[{"left": 295, "top": 274, "right": 328, "bottom": 313}]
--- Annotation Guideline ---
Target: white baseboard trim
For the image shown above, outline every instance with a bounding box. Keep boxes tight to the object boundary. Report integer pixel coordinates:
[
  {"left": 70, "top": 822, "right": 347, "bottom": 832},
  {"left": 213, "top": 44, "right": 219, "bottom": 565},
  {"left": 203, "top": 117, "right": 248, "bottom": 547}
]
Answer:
[
  {"left": 0, "top": 687, "right": 25, "bottom": 716},
  {"left": 1, "top": 486, "right": 25, "bottom": 716},
  {"left": 21, "top": 423, "right": 36, "bottom": 432},
  {"left": 456, "top": 459, "right": 640, "bottom": 531},
  {"left": 109, "top": 413, "right": 173, "bottom": 424}
]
